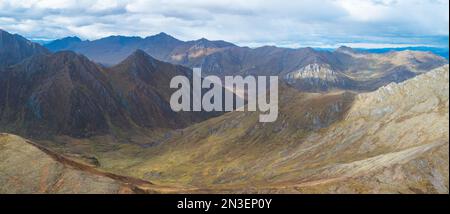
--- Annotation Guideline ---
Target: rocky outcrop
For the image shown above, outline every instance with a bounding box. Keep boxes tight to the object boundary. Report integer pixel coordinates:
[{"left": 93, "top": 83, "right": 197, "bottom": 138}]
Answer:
[{"left": 284, "top": 63, "right": 355, "bottom": 91}]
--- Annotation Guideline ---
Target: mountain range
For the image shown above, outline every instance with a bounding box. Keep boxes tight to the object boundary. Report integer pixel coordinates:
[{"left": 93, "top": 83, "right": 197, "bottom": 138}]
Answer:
[
  {"left": 0, "top": 30, "right": 223, "bottom": 138},
  {"left": 45, "top": 33, "right": 448, "bottom": 92},
  {"left": 0, "top": 29, "right": 448, "bottom": 193},
  {"left": 2, "top": 65, "right": 448, "bottom": 193}
]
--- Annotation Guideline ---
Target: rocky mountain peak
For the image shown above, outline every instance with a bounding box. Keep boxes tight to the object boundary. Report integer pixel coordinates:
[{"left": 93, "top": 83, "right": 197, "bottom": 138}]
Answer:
[
  {"left": 285, "top": 63, "right": 338, "bottom": 81},
  {"left": 117, "top": 49, "right": 158, "bottom": 69},
  {"left": 145, "top": 32, "right": 181, "bottom": 44}
]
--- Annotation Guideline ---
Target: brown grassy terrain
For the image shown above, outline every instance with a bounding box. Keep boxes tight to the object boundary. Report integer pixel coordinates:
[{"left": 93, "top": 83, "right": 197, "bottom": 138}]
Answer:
[{"left": 12, "top": 65, "right": 446, "bottom": 193}]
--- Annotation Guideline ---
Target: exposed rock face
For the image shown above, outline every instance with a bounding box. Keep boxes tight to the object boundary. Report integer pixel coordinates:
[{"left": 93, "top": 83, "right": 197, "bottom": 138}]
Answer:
[
  {"left": 277, "top": 65, "right": 449, "bottom": 193},
  {"left": 0, "top": 133, "right": 144, "bottom": 193},
  {"left": 284, "top": 63, "right": 354, "bottom": 90},
  {"left": 286, "top": 64, "right": 338, "bottom": 81},
  {"left": 0, "top": 29, "right": 49, "bottom": 67}
]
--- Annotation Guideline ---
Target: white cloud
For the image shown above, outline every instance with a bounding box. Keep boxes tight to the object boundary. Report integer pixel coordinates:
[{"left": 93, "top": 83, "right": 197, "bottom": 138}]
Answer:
[{"left": 0, "top": 0, "right": 448, "bottom": 48}]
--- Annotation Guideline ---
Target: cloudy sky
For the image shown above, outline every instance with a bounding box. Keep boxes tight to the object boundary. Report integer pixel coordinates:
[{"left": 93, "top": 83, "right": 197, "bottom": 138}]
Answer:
[{"left": 0, "top": 0, "right": 448, "bottom": 48}]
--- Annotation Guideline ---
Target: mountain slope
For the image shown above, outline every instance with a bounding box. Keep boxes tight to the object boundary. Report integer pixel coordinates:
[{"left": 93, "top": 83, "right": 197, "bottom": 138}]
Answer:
[
  {"left": 0, "top": 29, "right": 49, "bottom": 67},
  {"left": 108, "top": 49, "right": 221, "bottom": 128},
  {"left": 0, "top": 133, "right": 151, "bottom": 193},
  {"left": 44, "top": 36, "right": 82, "bottom": 52},
  {"left": 190, "top": 45, "right": 447, "bottom": 91},
  {"left": 0, "top": 51, "right": 132, "bottom": 138},
  {"left": 80, "top": 65, "right": 448, "bottom": 193},
  {"left": 0, "top": 49, "right": 224, "bottom": 138}
]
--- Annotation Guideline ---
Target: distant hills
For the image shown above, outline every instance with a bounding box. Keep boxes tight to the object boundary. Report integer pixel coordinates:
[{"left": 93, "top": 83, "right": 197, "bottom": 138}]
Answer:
[
  {"left": 314, "top": 46, "right": 449, "bottom": 60},
  {"left": 44, "top": 33, "right": 236, "bottom": 67},
  {"left": 44, "top": 36, "right": 82, "bottom": 51},
  {"left": 45, "top": 33, "right": 448, "bottom": 92},
  {"left": 359, "top": 46, "right": 449, "bottom": 60}
]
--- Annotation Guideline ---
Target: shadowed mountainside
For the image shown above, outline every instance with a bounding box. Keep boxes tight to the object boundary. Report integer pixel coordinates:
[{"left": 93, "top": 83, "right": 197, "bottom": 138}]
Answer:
[
  {"left": 0, "top": 29, "right": 49, "bottom": 68},
  {"left": 0, "top": 51, "right": 133, "bottom": 138},
  {"left": 0, "top": 49, "right": 223, "bottom": 138}
]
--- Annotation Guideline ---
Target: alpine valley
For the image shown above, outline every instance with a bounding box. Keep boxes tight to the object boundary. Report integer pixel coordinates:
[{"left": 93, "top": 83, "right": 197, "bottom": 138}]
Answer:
[{"left": 0, "top": 29, "right": 448, "bottom": 193}]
